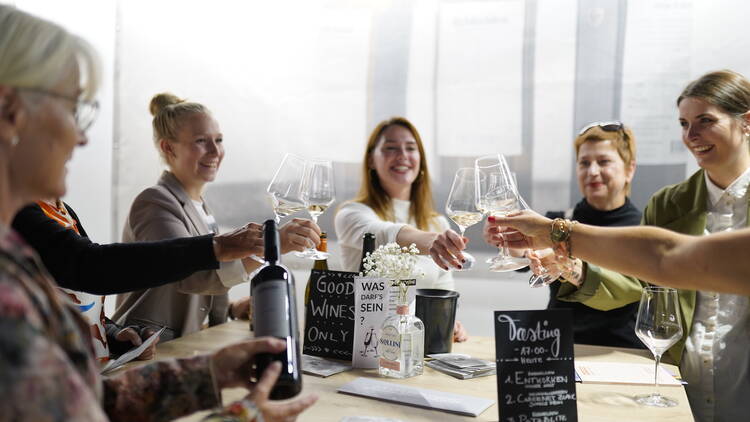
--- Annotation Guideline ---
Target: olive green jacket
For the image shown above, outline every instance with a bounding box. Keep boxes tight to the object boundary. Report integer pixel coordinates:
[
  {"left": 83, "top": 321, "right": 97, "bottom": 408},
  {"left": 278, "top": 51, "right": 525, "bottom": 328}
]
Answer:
[{"left": 557, "top": 169, "right": 748, "bottom": 364}]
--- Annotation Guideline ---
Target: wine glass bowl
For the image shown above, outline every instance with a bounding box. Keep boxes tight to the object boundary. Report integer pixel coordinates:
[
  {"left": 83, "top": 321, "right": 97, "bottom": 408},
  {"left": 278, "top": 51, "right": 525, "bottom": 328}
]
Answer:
[
  {"left": 634, "top": 286, "right": 683, "bottom": 407},
  {"left": 297, "top": 159, "right": 335, "bottom": 260},
  {"left": 475, "top": 154, "right": 529, "bottom": 272},
  {"left": 445, "top": 168, "right": 482, "bottom": 271},
  {"left": 267, "top": 154, "right": 307, "bottom": 223}
]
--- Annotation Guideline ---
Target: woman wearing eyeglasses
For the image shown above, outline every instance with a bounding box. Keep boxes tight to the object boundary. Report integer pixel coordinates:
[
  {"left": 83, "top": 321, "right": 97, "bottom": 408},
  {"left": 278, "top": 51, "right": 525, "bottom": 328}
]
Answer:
[
  {"left": 0, "top": 6, "right": 317, "bottom": 421},
  {"left": 489, "top": 69, "right": 750, "bottom": 422}
]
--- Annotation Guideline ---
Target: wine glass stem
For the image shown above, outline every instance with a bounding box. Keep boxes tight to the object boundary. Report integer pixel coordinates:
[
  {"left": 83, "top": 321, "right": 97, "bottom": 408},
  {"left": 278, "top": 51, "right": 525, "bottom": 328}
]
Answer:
[{"left": 653, "top": 353, "right": 662, "bottom": 395}]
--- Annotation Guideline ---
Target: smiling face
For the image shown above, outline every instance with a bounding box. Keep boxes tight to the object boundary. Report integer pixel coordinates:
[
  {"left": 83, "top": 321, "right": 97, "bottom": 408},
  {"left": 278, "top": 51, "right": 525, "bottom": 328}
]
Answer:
[
  {"left": 9, "top": 69, "right": 87, "bottom": 202},
  {"left": 678, "top": 97, "right": 750, "bottom": 187},
  {"left": 369, "top": 124, "right": 421, "bottom": 200},
  {"left": 576, "top": 140, "right": 634, "bottom": 211},
  {"left": 162, "top": 112, "right": 223, "bottom": 194}
]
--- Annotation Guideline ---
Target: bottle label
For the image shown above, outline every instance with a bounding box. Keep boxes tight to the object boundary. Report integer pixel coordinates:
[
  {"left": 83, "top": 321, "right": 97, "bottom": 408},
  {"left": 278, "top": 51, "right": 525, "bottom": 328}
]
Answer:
[
  {"left": 253, "top": 279, "right": 291, "bottom": 338},
  {"left": 379, "top": 325, "right": 401, "bottom": 361},
  {"left": 379, "top": 357, "right": 400, "bottom": 371}
]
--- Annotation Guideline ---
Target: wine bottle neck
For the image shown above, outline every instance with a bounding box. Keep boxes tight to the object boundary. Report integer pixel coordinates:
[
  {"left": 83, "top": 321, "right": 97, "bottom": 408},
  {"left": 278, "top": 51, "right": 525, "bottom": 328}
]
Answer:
[{"left": 263, "top": 219, "right": 280, "bottom": 263}]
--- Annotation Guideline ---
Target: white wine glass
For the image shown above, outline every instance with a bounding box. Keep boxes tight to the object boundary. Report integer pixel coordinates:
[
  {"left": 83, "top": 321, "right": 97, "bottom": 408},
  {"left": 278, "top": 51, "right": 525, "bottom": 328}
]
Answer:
[
  {"left": 527, "top": 248, "right": 560, "bottom": 288},
  {"left": 445, "top": 168, "right": 482, "bottom": 271},
  {"left": 634, "top": 286, "right": 683, "bottom": 407},
  {"left": 296, "top": 158, "right": 335, "bottom": 260},
  {"left": 267, "top": 153, "right": 306, "bottom": 224},
  {"left": 475, "top": 154, "right": 529, "bottom": 272}
]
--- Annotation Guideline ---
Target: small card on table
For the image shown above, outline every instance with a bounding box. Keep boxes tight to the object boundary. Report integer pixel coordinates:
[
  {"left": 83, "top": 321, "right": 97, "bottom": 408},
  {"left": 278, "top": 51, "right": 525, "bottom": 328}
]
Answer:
[
  {"left": 337, "top": 377, "right": 494, "bottom": 417},
  {"left": 575, "top": 361, "right": 681, "bottom": 386},
  {"left": 302, "top": 354, "right": 352, "bottom": 377}
]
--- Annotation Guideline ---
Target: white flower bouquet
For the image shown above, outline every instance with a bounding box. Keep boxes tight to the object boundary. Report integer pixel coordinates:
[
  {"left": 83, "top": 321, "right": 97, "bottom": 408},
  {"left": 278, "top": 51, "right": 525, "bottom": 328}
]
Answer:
[{"left": 360, "top": 242, "right": 424, "bottom": 281}]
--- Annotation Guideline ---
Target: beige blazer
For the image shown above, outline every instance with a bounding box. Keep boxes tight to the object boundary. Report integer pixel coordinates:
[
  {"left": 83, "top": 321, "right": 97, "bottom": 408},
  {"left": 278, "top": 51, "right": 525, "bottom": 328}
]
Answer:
[{"left": 113, "top": 171, "right": 246, "bottom": 340}]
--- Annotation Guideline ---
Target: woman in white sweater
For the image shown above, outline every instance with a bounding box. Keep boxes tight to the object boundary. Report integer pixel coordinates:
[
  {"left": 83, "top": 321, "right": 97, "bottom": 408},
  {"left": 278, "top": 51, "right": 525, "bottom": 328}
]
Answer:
[{"left": 335, "top": 116, "right": 467, "bottom": 341}]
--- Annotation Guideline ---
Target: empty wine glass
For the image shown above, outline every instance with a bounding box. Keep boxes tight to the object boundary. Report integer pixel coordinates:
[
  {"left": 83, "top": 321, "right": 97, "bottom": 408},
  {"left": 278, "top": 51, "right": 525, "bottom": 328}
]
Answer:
[
  {"left": 296, "top": 158, "right": 335, "bottom": 260},
  {"left": 445, "top": 168, "right": 483, "bottom": 271},
  {"left": 527, "top": 248, "right": 560, "bottom": 288},
  {"left": 267, "top": 153, "right": 306, "bottom": 224},
  {"left": 475, "top": 154, "right": 529, "bottom": 272},
  {"left": 634, "top": 286, "right": 683, "bottom": 407}
]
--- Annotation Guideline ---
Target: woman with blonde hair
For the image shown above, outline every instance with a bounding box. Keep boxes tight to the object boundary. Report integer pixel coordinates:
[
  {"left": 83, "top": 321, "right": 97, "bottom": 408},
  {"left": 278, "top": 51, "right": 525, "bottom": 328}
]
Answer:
[
  {"left": 0, "top": 5, "right": 315, "bottom": 420},
  {"left": 335, "top": 116, "right": 467, "bottom": 341},
  {"left": 114, "top": 92, "right": 320, "bottom": 341}
]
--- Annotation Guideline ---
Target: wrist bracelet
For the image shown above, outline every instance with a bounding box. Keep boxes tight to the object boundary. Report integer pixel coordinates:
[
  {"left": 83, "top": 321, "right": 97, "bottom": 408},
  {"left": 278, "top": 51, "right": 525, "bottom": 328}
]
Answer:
[{"left": 550, "top": 218, "right": 577, "bottom": 258}]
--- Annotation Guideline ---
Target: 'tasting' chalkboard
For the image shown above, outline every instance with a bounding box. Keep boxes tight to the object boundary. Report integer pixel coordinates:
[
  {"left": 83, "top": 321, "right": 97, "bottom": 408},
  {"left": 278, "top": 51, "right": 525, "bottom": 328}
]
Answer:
[
  {"left": 303, "top": 269, "right": 356, "bottom": 361},
  {"left": 494, "top": 310, "right": 577, "bottom": 422}
]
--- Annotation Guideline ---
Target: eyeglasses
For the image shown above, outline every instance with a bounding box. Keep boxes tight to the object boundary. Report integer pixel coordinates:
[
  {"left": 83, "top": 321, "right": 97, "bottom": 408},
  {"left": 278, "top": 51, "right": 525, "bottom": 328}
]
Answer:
[
  {"left": 20, "top": 87, "right": 99, "bottom": 132},
  {"left": 577, "top": 121, "right": 624, "bottom": 136}
]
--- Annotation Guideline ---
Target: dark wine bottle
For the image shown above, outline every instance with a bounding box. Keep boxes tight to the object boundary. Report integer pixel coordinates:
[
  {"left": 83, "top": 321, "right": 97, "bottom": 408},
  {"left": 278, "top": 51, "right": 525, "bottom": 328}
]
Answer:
[
  {"left": 359, "top": 232, "right": 376, "bottom": 274},
  {"left": 251, "top": 219, "right": 302, "bottom": 399},
  {"left": 304, "top": 232, "right": 328, "bottom": 305}
]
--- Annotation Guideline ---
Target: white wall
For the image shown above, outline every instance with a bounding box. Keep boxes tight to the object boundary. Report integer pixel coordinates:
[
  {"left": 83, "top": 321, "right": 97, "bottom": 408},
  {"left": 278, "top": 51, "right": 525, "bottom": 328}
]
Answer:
[{"left": 13, "top": 0, "right": 117, "bottom": 242}]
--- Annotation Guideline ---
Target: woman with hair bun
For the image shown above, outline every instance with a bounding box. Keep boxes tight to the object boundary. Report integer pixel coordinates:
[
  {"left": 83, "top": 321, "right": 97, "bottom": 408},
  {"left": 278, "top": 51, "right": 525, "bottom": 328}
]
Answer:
[{"left": 113, "top": 93, "right": 321, "bottom": 341}]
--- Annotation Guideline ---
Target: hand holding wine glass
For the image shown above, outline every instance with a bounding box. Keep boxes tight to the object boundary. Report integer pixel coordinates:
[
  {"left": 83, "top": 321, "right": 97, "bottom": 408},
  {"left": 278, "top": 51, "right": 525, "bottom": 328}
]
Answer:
[
  {"left": 527, "top": 248, "right": 561, "bottom": 288},
  {"left": 634, "top": 286, "right": 683, "bottom": 407}
]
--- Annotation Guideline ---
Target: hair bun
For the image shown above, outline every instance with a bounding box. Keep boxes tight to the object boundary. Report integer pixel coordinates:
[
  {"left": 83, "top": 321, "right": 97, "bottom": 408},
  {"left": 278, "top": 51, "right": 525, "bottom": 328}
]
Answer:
[{"left": 149, "top": 92, "right": 184, "bottom": 116}]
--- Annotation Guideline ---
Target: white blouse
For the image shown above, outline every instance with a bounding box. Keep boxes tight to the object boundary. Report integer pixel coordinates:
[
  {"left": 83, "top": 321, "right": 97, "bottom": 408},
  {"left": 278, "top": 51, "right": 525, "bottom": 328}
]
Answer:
[
  {"left": 334, "top": 199, "right": 455, "bottom": 291},
  {"left": 679, "top": 169, "right": 750, "bottom": 422}
]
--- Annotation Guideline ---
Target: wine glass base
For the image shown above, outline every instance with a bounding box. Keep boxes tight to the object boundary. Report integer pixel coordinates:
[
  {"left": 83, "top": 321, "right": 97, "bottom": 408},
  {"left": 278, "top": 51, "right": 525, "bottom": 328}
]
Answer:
[
  {"left": 488, "top": 256, "right": 529, "bottom": 272},
  {"left": 452, "top": 253, "right": 476, "bottom": 272},
  {"left": 634, "top": 393, "right": 678, "bottom": 407},
  {"left": 294, "top": 249, "right": 330, "bottom": 260}
]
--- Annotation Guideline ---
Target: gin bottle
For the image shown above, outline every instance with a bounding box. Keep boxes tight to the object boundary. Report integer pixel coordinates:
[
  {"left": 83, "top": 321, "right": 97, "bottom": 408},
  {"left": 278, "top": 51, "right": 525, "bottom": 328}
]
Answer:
[{"left": 378, "top": 281, "right": 424, "bottom": 378}]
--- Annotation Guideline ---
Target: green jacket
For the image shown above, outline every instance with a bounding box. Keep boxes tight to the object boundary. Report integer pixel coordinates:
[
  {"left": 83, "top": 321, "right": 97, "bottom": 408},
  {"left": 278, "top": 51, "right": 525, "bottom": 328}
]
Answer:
[{"left": 557, "top": 169, "right": 748, "bottom": 364}]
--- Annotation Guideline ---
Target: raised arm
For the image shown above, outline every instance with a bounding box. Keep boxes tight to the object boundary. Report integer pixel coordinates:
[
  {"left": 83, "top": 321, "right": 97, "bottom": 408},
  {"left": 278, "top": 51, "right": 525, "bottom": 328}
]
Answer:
[{"left": 491, "top": 211, "right": 750, "bottom": 295}]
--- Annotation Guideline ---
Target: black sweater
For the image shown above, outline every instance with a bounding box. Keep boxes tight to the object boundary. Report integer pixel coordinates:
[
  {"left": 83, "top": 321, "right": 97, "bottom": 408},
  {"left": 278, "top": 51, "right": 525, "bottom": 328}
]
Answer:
[
  {"left": 547, "top": 198, "right": 645, "bottom": 349},
  {"left": 11, "top": 203, "right": 220, "bottom": 295}
]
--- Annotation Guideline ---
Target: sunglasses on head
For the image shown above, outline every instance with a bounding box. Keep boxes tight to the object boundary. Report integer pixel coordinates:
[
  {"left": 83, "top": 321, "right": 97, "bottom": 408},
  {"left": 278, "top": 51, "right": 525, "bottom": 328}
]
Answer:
[{"left": 578, "top": 121, "right": 624, "bottom": 136}]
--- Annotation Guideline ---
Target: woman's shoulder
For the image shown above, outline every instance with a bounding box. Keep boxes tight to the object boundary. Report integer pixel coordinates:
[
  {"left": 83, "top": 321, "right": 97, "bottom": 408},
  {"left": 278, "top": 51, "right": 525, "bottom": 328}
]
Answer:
[
  {"left": 646, "top": 170, "right": 704, "bottom": 212},
  {"left": 336, "top": 200, "right": 377, "bottom": 217},
  {"left": 131, "top": 183, "right": 180, "bottom": 209}
]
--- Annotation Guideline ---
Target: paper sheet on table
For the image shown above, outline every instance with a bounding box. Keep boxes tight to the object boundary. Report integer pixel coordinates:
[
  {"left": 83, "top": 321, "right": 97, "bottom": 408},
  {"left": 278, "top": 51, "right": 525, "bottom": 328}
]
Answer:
[
  {"left": 575, "top": 361, "right": 681, "bottom": 386},
  {"left": 101, "top": 327, "right": 165, "bottom": 375},
  {"left": 338, "top": 377, "right": 494, "bottom": 417}
]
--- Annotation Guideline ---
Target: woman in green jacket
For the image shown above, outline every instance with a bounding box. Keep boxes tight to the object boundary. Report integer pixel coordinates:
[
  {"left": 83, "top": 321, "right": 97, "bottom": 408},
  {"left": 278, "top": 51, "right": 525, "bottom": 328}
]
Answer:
[{"left": 488, "top": 70, "right": 750, "bottom": 422}]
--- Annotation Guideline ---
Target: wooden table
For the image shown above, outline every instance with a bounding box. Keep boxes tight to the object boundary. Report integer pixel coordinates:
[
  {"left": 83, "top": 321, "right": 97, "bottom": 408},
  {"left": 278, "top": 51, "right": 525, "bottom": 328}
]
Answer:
[{"left": 114, "top": 321, "right": 694, "bottom": 421}]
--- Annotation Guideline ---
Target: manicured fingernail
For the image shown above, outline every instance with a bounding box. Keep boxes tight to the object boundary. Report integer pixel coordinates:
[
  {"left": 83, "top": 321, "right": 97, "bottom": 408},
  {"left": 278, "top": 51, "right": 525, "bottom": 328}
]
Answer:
[
  {"left": 461, "top": 259, "right": 466, "bottom": 263},
  {"left": 488, "top": 216, "right": 496, "bottom": 222},
  {"left": 458, "top": 265, "right": 463, "bottom": 269}
]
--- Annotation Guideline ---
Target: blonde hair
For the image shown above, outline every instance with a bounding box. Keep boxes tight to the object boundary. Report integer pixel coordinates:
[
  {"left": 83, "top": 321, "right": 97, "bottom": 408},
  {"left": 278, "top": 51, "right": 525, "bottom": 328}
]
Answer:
[
  {"left": 353, "top": 117, "right": 438, "bottom": 231},
  {"left": 0, "top": 5, "right": 100, "bottom": 101},
  {"left": 149, "top": 92, "right": 210, "bottom": 159},
  {"left": 574, "top": 124, "right": 637, "bottom": 195}
]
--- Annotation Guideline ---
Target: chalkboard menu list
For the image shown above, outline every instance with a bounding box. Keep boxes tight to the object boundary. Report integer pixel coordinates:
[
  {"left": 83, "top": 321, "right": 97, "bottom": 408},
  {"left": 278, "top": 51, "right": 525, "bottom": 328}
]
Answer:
[
  {"left": 303, "top": 270, "right": 356, "bottom": 360},
  {"left": 494, "top": 310, "right": 577, "bottom": 422}
]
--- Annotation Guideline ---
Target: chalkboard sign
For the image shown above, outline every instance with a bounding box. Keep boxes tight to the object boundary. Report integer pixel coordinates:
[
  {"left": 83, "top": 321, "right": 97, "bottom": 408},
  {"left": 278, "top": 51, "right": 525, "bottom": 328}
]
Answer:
[
  {"left": 303, "top": 269, "right": 357, "bottom": 360},
  {"left": 494, "top": 310, "right": 577, "bottom": 422}
]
